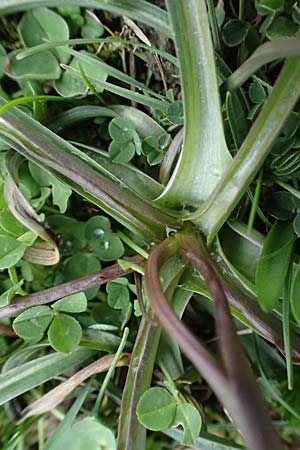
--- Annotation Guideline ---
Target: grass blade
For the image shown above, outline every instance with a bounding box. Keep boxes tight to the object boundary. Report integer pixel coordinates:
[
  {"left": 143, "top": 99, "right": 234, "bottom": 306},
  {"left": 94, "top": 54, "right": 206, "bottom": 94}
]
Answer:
[
  {"left": 43, "top": 381, "right": 91, "bottom": 450},
  {"left": 0, "top": 348, "right": 95, "bottom": 405},
  {"left": 227, "top": 38, "right": 300, "bottom": 91}
]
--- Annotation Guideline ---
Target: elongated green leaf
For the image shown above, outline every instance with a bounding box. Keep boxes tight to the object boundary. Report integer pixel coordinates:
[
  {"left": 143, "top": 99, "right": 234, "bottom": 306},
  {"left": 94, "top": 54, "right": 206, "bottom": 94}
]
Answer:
[
  {"left": 0, "top": 0, "right": 171, "bottom": 37},
  {"left": 56, "top": 60, "right": 165, "bottom": 110},
  {"left": 5, "top": 152, "right": 60, "bottom": 265},
  {"left": 0, "top": 347, "right": 94, "bottom": 405},
  {"left": 70, "top": 142, "right": 164, "bottom": 201},
  {"left": 0, "top": 100, "right": 179, "bottom": 243},
  {"left": 227, "top": 38, "right": 300, "bottom": 91},
  {"left": 66, "top": 48, "right": 165, "bottom": 101},
  {"left": 49, "top": 104, "right": 165, "bottom": 140},
  {"left": 256, "top": 221, "right": 295, "bottom": 311},
  {"left": 194, "top": 57, "right": 300, "bottom": 241},
  {"left": 163, "top": 428, "right": 244, "bottom": 450},
  {"left": 291, "top": 262, "right": 300, "bottom": 324},
  {"left": 44, "top": 381, "right": 90, "bottom": 450},
  {"left": 54, "top": 51, "right": 108, "bottom": 97},
  {"left": 156, "top": 0, "right": 231, "bottom": 208},
  {"left": 17, "top": 38, "right": 178, "bottom": 67},
  {"left": 117, "top": 257, "right": 184, "bottom": 450}
]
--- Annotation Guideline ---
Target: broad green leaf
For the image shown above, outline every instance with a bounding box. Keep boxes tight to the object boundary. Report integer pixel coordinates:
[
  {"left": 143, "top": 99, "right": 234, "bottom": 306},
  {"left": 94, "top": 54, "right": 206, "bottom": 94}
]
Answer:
[
  {"left": 256, "top": 221, "right": 295, "bottom": 310},
  {"left": 256, "top": 0, "right": 284, "bottom": 15},
  {"left": 63, "top": 253, "right": 101, "bottom": 299},
  {"left": 249, "top": 80, "right": 267, "bottom": 104},
  {"left": 106, "top": 279, "right": 130, "bottom": 309},
  {"left": 164, "top": 428, "right": 244, "bottom": 450},
  {"left": 18, "top": 8, "right": 70, "bottom": 63},
  {"left": 85, "top": 215, "right": 111, "bottom": 248},
  {"left": 108, "top": 141, "right": 136, "bottom": 164},
  {"left": 142, "top": 136, "right": 164, "bottom": 166},
  {"left": 12, "top": 305, "right": 53, "bottom": 341},
  {"left": 223, "top": 20, "right": 249, "bottom": 47},
  {"left": 54, "top": 50, "right": 107, "bottom": 97},
  {"left": 47, "top": 215, "right": 86, "bottom": 253},
  {"left": 166, "top": 100, "right": 183, "bottom": 125},
  {"left": 0, "top": 347, "right": 94, "bottom": 405},
  {"left": 29, "top": 161, "right": 72, "bottom": 213},
  {"left": 291, "top": 263, "right": 300, "bottom": 324},
  {"left": 109, "top": 117, "right": 135, "bottom": 143},
  {"left": 266, "top": 16, "right": 298, "bottom": 40},
  {"left": 0, "top": 45, "right": 7, "bottom": 78},
  {"left": 265, "top": 191, "right": 296, "bottom": 221},
  {"left": 0, "top": 235, "right": 26, "bottom": 269},
  {"left": 48, "top": 313, "right": 82, "bottom": 353},
  {"left": 81, "top": 15, "right": 104, "bottom": 38},
  {"left": 0, "top": 280, "right": 24, "bottom": 307},
  {"left": 7, "top": 50, "right": 61, "bottom": 81},
  {"left": 48, "top": 417, "right": 116, "bottom": 450},
  {"left": 52, "top": 292, "right": 87, "bottom": 313},
  {"left": 51, "top": 179, "right": 72, "bottom": 213},
  {"left": 137, "top": 387, "right": 177, "bottom": 431},
  {"left": 0, "top": 210, "right": 26, "bottom": 236},
  {"left": 94, "top": 232, "right": 124, "bottom": 261},
  {"left": 172, "top": 403, "right": 202, "bottom": 445}
]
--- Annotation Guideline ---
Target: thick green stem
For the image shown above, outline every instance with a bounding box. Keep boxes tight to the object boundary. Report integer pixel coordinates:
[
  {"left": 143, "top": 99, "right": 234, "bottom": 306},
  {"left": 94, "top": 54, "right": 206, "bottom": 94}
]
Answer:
[
  {"left": 117, "top": 253, "right": 183, "bottom": 450},
  {"left": 192, "top": 57, "right": 300, "bottom": 242},
  {"left": 156, "top": 0, "right": 231, "bottom": 208},
  {"left": 116, "top": 318, "right": 161, "bottom": 450}
]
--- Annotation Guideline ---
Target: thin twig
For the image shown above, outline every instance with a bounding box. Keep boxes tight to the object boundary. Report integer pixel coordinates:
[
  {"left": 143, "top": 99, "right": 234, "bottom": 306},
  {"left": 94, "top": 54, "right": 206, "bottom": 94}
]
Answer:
[{"left": 0, "top": 256, "right": 144, "bottom": 319}]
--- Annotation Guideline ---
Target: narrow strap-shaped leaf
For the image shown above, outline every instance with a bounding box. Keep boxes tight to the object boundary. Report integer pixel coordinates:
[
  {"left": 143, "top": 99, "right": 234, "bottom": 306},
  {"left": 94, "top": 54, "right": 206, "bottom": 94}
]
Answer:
[
  {"left": 256, "top": 221, "right": 295, "bottom": 312},
  {"left": 117, "top": 256, "right": 184, "bottom": 450},
  {"left": 227, "top": 38, "right": 300, "bottom": 91},
  {"left": 193, "top": 57, "right": 300, "bottom": 242},
  {"left": 17, "top": 38, "right": 178, "bottom": 66},
  {"left": 43, "top": 380, "right": 91, "bottom": 450},
  {"left": 5, "top": 152, "right": 60, "bottom": 265},
  {"left": 156, "top": 0, "right": 231, "bottom": 208},
  {"left": 0, "top": 347, "right": 95, "bottom": 405},
  {"left": 0, "top": 100, "right": 179, "bottom": 242}
]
